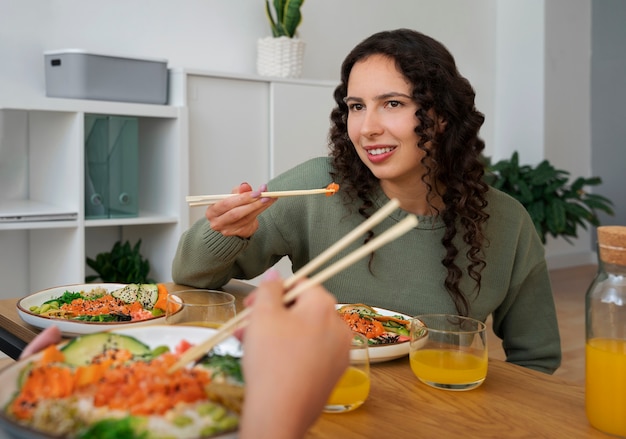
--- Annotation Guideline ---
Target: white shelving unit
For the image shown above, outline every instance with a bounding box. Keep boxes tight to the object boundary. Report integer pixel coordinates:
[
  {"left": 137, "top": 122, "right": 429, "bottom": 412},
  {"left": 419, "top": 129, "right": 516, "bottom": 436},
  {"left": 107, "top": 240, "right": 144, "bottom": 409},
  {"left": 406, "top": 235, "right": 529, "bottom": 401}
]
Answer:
[
  {"left": 0, "top": 98, "right": 188, "bottom": 299},
  {"left": 0, "top": 70, "right": 336, "bottom": 298}
]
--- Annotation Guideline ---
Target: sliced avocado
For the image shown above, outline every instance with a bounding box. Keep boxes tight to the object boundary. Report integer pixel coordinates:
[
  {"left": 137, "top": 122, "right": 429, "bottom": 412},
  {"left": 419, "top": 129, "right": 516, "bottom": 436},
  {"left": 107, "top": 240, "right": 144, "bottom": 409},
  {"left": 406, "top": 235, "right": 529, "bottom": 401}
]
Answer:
[
  {"left": 337, "top": 303, "right": 378, "bottom": 317},
  {"left": 138, "top": 284, "right": 159, "bottom": 310},
  {"left": 61, "top": 332, "right": 151, "bottom": 366},
  {"left": 111, "top": 284, "right": 140, "bottom": 304},
  {"left": 17, "top": 362, "right": 34, "bottom": 389}
]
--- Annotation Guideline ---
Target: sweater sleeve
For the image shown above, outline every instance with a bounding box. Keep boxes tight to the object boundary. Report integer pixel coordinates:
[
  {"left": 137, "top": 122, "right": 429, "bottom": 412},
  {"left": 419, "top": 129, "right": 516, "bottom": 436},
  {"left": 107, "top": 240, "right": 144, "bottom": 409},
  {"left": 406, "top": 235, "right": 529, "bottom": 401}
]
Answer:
[
  {"left": 171, "top": 157, "right": 334, "bottom": 288},
  {"left": 491, "top": 259, "right": 562, "bottom": 374},
  {"left": 485, "top": 194, "right": 562, "bottom": 374},
  {"left": 171, "top": 217, "right": 251, "bottom": 288},
  {"left": 171, "top": 208, "right": 295, "bottom": 289}
]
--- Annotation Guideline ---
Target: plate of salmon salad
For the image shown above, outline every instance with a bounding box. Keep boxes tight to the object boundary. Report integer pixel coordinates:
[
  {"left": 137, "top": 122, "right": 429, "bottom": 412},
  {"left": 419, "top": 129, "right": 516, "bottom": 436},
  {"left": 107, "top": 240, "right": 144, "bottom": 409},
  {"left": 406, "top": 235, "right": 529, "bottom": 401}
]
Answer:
[
  {"left": 0, "top": 325, "right": 243, "bottom": 439},
  {"left": 337, "top": 303, "right": 416, "bottom": 363},
  {"left": 17, "top": 283, "right": 169, "bottom": 336}
]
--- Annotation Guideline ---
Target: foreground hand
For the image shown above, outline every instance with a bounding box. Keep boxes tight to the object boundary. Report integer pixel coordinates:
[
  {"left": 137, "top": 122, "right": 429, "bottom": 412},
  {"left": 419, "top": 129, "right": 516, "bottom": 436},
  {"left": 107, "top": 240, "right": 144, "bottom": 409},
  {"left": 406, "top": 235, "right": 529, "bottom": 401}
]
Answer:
[
  {"left": 239, "top": 271, "right": 352, "bottom": 439},
  {"left": 206, "top": 183, "right": 277, "bottom": 238},
  {"left": 19, "top": 326, "right": 62, "bottom": 360}
]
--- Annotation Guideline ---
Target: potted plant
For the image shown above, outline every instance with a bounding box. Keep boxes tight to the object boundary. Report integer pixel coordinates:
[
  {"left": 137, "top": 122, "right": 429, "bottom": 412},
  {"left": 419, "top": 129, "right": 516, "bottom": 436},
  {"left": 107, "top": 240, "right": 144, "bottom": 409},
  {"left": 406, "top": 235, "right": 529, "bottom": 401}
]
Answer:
[
  {"left": 257, "top": 0, "right": 306, "bottom": 78},
  {"left": 483, "top": 151, "right": 614, "bottom": 244},
  {"left": 86, "top": 239, "right": 155, "bottom": 284}
]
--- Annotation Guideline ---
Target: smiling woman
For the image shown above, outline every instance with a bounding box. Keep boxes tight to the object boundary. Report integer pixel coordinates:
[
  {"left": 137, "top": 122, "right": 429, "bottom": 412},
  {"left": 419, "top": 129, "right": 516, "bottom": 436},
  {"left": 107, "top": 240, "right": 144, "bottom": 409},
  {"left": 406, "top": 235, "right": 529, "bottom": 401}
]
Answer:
[{"left": 172, "top": 28, "right": 561, "bottom": 376}]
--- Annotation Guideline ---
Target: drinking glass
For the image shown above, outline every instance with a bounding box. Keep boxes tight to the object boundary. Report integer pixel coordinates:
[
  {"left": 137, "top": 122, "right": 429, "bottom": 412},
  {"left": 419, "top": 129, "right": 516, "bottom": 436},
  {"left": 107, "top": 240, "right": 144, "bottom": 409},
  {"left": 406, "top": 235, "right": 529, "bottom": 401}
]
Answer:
[
  {"left": 409, "top": 314, "right": 487, "bottom": 391},
  {"left": 165, "top": 290, "right": 236, "bottom": 328},
  {"left": 324, "top": 332, "right": 370, "bottom": 413}
]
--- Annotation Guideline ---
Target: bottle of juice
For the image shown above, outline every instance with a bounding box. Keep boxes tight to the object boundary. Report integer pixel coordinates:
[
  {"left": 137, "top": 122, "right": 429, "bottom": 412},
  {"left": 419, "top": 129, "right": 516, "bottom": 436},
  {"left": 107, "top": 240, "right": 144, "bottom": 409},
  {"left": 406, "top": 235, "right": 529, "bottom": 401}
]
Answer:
[{"left": 585, "top": 226, "right": 626, "bottom": 437}]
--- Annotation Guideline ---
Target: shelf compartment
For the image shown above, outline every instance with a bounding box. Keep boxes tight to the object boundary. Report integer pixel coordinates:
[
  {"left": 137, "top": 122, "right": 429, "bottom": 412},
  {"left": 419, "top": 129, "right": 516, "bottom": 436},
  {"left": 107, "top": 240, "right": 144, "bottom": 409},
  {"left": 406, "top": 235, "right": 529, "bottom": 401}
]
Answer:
[
  {"left": 0, "top": 109, "right": 81, "bottom": 217},
  {"left": 85, "top": 223, "right": 180, "bottom": 284},
  {"left": 0, "top": 228, "right": 83, "bottom": 298}
]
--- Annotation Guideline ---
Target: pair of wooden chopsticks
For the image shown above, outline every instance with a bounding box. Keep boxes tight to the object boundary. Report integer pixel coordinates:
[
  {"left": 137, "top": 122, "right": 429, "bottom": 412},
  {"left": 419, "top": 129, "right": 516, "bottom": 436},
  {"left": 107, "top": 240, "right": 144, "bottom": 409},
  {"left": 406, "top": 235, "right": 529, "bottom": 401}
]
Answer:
[
  {"left": 169, "top": 198, "right": 417, "bottom": 372},
  {"left": 187, "top": 188, "right": 336, "bottom": 207}
]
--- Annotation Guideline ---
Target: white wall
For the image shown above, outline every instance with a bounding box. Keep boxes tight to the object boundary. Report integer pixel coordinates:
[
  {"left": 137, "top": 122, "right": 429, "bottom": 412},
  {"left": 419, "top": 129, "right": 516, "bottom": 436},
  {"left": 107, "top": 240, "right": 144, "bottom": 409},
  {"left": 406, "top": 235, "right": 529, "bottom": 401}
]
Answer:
[
  {"left": 543, "top": 0, "right": 594, "bottom": 267},
  {"left": 493, "top": 1, "right": 545, "bottom": 164},
  {"left": 0, "top": 0, "right": 594, "bottom": 267},
  {"left": 0, "top": 0, "right": 497, "bottom": 148}
]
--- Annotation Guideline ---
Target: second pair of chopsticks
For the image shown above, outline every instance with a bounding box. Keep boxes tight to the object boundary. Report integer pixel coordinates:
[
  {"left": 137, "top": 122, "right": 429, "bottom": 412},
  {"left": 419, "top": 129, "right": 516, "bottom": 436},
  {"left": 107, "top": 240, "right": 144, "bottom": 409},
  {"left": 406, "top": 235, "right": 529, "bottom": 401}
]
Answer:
[
  {"left": 169, "top": 198, "right": 416, "bottom": 373},
  {"left": 187, "top": 183, "right": 340, "bottom": 207}
]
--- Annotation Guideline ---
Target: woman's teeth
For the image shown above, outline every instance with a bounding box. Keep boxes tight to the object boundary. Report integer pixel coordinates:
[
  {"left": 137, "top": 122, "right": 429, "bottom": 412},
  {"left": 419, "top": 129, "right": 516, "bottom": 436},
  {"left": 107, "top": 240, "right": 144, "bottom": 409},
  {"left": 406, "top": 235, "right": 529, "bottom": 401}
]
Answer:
[{"left": 368, "top": 147, "right": 395, "bottom": 155}]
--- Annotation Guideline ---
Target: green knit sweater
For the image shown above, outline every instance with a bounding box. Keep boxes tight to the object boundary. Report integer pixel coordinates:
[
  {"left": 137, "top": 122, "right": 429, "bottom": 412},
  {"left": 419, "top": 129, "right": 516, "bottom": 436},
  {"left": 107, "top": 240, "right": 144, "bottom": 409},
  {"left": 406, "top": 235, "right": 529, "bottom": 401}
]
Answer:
[{"left": 172, "top": 157, "right": 561, "bottom": 374}]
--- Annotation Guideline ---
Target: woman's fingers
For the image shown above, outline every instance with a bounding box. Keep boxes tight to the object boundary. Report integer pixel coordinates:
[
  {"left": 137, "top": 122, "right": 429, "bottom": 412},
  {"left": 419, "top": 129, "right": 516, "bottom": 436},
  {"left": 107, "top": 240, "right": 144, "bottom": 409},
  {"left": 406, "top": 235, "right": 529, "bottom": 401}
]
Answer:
[
  {"left": 208, "top": 201, "right": 276, "bottom": 237},
  {"left": 19, "top": 326, "right": 62, "bottom": 359},
  {"left": 205, "top": 184, "right": 276, "bottom": 237}
]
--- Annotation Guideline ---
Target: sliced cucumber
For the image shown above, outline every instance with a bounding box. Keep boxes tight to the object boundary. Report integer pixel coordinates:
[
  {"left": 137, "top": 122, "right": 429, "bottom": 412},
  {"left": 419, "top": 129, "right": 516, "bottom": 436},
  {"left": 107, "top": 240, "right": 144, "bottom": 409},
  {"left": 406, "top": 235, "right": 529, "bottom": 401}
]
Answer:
[{"left": 61, "top": 332, "right": 151, "bottom": 366}]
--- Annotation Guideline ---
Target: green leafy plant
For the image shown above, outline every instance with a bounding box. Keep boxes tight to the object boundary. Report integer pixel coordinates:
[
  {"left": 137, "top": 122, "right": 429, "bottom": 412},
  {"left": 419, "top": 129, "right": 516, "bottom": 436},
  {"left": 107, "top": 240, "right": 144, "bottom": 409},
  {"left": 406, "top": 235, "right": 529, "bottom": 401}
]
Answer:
[
  {"left": 484, "top": 151, "right": 614, "bottom": 244},
  {"left": 86, "top": 239, "right": 154, "bottom": 284},
  {"left": 264, "top": 0, "right": 305, "bottom": 38}
]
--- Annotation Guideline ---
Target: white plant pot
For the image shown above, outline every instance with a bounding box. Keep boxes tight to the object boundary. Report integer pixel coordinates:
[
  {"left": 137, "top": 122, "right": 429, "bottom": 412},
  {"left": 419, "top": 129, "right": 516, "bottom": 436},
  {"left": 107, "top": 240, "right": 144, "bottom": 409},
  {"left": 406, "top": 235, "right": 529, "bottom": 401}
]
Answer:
[{"left": 256, "top": 36, "right": 305, "bottom": 78}]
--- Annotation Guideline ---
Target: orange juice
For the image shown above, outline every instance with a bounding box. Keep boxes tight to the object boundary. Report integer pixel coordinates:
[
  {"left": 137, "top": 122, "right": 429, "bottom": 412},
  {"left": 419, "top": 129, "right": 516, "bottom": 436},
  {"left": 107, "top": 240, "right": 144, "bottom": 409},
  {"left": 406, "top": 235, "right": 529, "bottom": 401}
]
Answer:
[
  {"left": 585, "top": 338, "right": 626, "bottom": 436},
  {"left": 410, "top": 349, "right": 487, "bottom": 386},
  {"left": 326, "top": 366, "right": 370, "bottom": 407}
]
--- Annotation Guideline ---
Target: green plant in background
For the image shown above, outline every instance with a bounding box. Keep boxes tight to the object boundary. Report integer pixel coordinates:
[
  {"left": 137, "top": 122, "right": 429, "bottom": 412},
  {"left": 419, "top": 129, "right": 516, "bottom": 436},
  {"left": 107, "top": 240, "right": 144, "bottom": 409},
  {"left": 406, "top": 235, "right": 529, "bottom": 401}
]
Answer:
[
  {"left": 86, "top": 239, "right": 154, "bottom": 284},
  {"left": 484, "top": 151, "right": 614, "bottom": 244},
  {"left": 265, "top": 0, "right": 305, "bottom": 38}
]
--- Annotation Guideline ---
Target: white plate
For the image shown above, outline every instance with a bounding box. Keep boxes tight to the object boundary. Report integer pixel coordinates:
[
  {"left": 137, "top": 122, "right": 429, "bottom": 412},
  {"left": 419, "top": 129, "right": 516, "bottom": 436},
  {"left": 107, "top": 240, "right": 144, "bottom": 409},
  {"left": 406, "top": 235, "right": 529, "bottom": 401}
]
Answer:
[
  {"left": 0, "top": 325, "right": 240, "bottom": 439},
  {"left": 17, "top": 283, "right": 166, "bottom": 336},
  {"left": 337, "top": 304, "right": 413, "bottom": 363}
]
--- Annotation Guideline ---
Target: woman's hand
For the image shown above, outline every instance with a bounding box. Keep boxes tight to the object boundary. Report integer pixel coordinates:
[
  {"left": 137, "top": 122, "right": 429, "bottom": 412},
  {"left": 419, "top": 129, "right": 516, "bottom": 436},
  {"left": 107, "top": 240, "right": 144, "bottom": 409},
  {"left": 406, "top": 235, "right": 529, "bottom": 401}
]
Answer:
[
  {"left": 19, "top": 326, "right": 62, "bottom": 359},
  {"left": 239, "top": 271, "right": 352, "bottom": 439},
  {"left": 205, "top": 183, "right": 277, "bottom": 238}
]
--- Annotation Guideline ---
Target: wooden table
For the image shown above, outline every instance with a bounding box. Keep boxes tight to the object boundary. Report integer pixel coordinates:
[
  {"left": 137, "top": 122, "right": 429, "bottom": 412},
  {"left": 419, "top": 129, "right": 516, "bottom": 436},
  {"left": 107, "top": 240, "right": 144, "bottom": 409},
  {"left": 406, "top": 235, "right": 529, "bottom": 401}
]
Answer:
[
  {"left": 309, "top": 358, "right": 611, "bottom": 438},
  {"left": 0, "top": 283, "right": 612, "bottom": 438}
]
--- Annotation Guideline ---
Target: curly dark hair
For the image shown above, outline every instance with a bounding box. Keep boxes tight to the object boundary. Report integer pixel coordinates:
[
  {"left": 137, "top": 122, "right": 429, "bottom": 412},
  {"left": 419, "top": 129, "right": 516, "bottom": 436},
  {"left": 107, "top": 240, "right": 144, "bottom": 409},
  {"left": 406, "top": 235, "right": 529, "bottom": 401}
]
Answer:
[{"left": 328, "top": 29, "right": 489, "bottom": 316}]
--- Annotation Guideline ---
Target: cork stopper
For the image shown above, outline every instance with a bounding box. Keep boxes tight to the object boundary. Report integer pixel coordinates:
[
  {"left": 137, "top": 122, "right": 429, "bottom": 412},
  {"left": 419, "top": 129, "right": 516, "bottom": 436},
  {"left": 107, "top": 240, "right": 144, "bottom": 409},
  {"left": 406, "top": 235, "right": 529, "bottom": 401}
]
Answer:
[{"left": 597, "top": 226, "right": 626, "bottom": 266}]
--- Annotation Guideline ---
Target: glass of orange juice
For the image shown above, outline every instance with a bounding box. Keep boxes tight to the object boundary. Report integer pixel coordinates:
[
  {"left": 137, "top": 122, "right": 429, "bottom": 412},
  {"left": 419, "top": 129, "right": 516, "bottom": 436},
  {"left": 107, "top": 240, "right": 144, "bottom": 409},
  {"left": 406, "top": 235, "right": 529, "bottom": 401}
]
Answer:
[
  {"left": 324, "top": 332, "right": 370, "bottom": 413},
  {"left": 165, "top": 290, "right": 236, "bottom": 328},
  {"left": 409, "top": 314, "right": 487, "bottom": 391}
]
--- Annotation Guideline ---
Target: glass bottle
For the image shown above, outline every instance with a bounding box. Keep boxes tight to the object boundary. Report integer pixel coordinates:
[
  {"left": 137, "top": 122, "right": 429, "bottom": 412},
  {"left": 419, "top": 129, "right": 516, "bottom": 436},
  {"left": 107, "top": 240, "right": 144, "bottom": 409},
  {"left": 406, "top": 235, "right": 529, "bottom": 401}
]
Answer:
[{"left": 585, "top": 226, "right": 626, "bottom": 437}]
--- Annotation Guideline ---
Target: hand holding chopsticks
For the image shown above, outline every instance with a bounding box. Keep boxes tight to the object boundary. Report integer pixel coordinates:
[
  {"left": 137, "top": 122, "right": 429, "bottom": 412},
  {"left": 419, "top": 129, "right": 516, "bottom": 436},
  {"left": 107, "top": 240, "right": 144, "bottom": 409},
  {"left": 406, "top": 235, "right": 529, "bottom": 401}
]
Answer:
[
  {"left": 168, "top": 198, "right": 417, "bottom": 373},
  {"left": 187, "top": 183, "right": 340, "bottom": 207}
]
